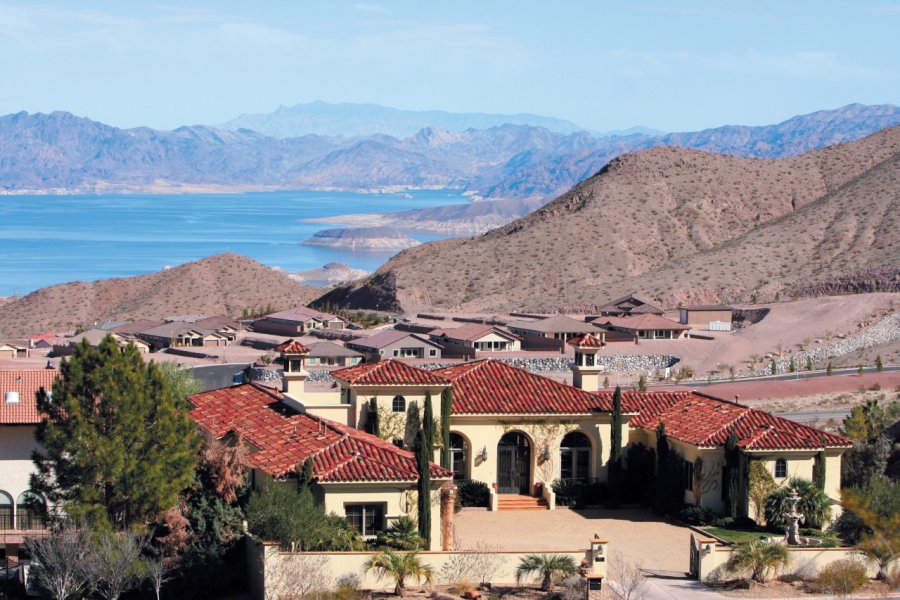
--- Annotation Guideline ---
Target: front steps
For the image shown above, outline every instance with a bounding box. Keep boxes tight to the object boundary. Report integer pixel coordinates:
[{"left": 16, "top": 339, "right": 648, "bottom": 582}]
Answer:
[{"left": 497, "top": 494, "right": 549, "bottom": 511}]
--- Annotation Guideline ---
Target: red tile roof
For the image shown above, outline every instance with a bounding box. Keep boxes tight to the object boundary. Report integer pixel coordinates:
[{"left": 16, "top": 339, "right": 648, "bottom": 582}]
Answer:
[
  {"left": 624, "top": 391, "right": 851, "bottom": 450},
  {"left": 275, "top": 339, "right": 311, "bottom": 354},
  {"left": 567, "top": 334, "right": 606, "bottom": 348},
  {"left": 0, "top": 370, "right": 58, "bottom": 424},
  {"left": 332, "top": 360, "right": 450, "bottom": 386},
  {"left": 434, "top": 359, "right": 612, "bottom": 415},
  {"left": 189, "top": 383, "right": 452, "bottom": 481}
]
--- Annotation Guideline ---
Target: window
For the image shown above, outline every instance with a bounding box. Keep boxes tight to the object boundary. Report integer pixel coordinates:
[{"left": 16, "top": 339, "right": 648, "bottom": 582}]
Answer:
[
  {"left": 774, "top": 458, "right": 787, "bottom": 478},
  {"left": 449, "top": 433, "right": 468, "bottom": 480},
  {"left": 345, "top": 504, "right": 385, "bottom": 536},
  {"left": 0, "top": 491, "right": 12, "bottom": 530},
  {"left": 559, "top": 432, "right": 591, "bottom": 482},
  {"left": 392, "top": 349, "right": 399, "bottom": 357},
  {"left": 16, "top": 491, "right": 45, "bottom": 531},
  {"left": 684, "top": 460, "right": 694, "bottom": 491},
  {"left": 392, "top": 395, "right": 406, "bottom": 413},
  {"left": 286, "top": 359, "right": 302, "bottom": 372},
  {"left": 429, "top": 349, "right": 437, "bottom": 357}
]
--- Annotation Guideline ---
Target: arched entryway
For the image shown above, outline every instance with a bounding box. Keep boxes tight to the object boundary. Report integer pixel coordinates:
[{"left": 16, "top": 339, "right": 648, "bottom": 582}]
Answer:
[
  {"left": 497, "top": 432, "right": 531, "bottom": 494},
  {"left": 449, "top": 432, "right": 468, "bottom": 481},
  {"left": 560, "top": 431, "right": 592, "bottom": 482}
]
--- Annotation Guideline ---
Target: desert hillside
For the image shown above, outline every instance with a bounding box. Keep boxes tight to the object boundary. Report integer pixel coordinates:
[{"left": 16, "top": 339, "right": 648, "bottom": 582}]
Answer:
[
  {"left": 318, "top": 126, "right": 900, "bottom": 312},
  {"left": 0, "top": 254, "right": 319, "bottom": 338}
]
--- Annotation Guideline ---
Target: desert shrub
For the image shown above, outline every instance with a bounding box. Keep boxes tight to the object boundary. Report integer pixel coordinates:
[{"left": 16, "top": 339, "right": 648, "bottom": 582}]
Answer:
[
  {"left": 674, "top": 505, "right": 718, "bottom": 526},
  {"left": 457, "top": 480, "right": 490, "bottom": 508},
  {"left": 331, "top": 573, "right": 363, "bottom": 600},
  {"left": 815, "top": 558, "right": 868, "bottom": 596},
  {"left": 557, "top": 575, "right": 586, "bottom": 600}
]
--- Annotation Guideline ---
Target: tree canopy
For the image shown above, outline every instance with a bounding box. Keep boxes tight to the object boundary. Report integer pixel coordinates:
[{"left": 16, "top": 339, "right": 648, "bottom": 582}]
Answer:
[{"left": 32, "top": 337, "right": 200, "bottom": 529}]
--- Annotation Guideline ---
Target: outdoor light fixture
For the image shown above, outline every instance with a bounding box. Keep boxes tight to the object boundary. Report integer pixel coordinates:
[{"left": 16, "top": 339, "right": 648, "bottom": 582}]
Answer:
[
  {"left": 541, "top": 446, "right": 551, "bottom": 461},
  {"left": 478, "top": 446, "right": 488, "bottom": 462}
]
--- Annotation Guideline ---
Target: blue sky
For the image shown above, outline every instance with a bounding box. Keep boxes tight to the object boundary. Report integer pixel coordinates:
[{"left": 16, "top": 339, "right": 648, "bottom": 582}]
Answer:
[{"left": 0, "top": 1, "right": 897, "bottom": 132}]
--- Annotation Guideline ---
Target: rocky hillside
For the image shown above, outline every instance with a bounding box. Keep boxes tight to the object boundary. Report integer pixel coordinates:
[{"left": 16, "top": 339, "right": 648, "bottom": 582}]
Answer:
[
  {"left": 2, "top": 104, "right": 898, "bottom": 199},
  {"left": 318, "top": 126, "right": 900, "bottom": 312},
  {"left": 0, "top": 254, "right": 319, "bottom": 338}
]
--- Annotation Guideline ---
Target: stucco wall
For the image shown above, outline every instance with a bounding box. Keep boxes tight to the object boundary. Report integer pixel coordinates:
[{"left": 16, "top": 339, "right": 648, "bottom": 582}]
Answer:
[
  {"left": 347, "top": 385, "right": 448, "bottom": 444},
  {"left": 247, "top": 538, "right": 600, "bottom": 600},
  {"left": 0, "top": 425, "right": 41, "bottom": 513}
]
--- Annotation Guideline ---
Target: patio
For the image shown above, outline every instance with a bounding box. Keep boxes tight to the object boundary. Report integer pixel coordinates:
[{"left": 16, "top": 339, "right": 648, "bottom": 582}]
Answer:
[{"left": 454, "top": 506, "right": 693, "bottom": 575}]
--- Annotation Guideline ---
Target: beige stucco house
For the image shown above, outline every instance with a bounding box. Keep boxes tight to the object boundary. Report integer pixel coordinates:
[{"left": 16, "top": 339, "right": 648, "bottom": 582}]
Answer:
[
  {"left": 428, "top": 323, "right": 521, "bottom": 353},
  {"left": 0, "top": 370, "right": 55, "bottom": 562}
]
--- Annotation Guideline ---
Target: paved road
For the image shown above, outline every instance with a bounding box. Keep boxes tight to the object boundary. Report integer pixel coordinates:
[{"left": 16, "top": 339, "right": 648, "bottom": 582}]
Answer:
[
  {"left": 681, "top": 365, "right": 900, "bottom": 388},
  {"left": 191, "top": 363, "right": 252, "bottom": 392},
  {"left": 775, "top": 408, "right": 853, "bottom": 423}
]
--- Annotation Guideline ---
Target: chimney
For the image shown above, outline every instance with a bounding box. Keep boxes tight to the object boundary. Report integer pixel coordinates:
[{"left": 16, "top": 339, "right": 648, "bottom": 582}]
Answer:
[{"left": 568, "top": 334, "right": 606, "bottom": 392}]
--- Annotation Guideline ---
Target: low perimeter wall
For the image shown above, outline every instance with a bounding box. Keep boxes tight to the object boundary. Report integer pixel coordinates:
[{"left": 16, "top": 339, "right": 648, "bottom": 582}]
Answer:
[
  {"left": 247, "top": 539, "right": 605, "bottom": 600},
  {"left": 693, "top": 536, "right": 878, "bottom": 582}
]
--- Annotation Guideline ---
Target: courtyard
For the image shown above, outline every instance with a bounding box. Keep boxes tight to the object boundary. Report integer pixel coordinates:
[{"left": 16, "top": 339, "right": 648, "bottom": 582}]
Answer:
[{"left": 454, "top": 506, "right": 693, "bottom": 575}]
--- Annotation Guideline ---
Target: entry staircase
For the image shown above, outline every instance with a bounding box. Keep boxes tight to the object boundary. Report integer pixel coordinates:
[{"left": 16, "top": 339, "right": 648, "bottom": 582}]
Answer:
[{"left": 497, "top": 494, "right": 549, "bottom": 511}]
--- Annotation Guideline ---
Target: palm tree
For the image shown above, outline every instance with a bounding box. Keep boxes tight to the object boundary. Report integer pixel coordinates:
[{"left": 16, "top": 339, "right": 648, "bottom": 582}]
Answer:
[
  {"left": 725, "top": 540, "right": 790, "bottom": 583},
  {"left": 377, "top": 516, "right": 424, "bottom": 550},
  {"left": 363, "top": 549, "right": 433, "bottom": 595},
  {"left": 764, "top": 477, "right": 832, "bottom": 529},
  {"left": 515, "top": 554, "right": 578, "bottom": 591}
]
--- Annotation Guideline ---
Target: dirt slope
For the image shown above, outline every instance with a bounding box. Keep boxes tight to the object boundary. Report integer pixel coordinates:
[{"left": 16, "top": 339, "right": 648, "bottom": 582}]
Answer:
[
  {"left": 0, "top": 253, "right": 319, "bottom": 337},
  {"left": 318, "top": 126, "right": 900, "bottom": 312}
]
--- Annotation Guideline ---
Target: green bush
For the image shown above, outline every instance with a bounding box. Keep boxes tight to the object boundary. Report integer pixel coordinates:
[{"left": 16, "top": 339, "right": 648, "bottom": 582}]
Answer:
[
  {"left": 674, "top": 505, "right": 719, "bottom": 526},
  {"left": 714, "top": 516, "right": 758, "bottom": 530},
  {"left": 551, "top": 478, "right": 584, "bottom": 507},
  {"left": 457, "top": 480, "right": 490, "bottom": 508},
  {"left": 815, "top": 559, "right": 868, "bottom": 595}
]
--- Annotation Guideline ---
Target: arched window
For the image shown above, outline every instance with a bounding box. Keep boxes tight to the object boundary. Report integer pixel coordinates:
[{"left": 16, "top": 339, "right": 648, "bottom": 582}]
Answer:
[
  {"left": 774, "top": 458, "right": 787, "bottom": 479},
  {"left": 0, "top": 491, "right": 12, "bottom": 530},
  {"left": 16, "top": 491, "right": 45, "bottom": 531},
  {"left": 560, "top": 432, "right": 591, "bottom": 482},
  {"left": 449, "top": 433, "right": 468, "bottom": 480},
  {"left": 392, "top": 395, "right": 406, "bottom": 413}
]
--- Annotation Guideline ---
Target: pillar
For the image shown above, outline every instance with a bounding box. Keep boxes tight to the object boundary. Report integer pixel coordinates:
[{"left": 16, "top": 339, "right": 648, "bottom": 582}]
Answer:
[{"left": 440, "top": 483, "right": 458, "bottom": 551}]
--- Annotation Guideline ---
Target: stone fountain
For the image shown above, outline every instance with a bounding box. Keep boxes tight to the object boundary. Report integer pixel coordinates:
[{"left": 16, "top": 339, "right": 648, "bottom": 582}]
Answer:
[{"left": 782, "top": 487, "right": 821, "bottom": 546}]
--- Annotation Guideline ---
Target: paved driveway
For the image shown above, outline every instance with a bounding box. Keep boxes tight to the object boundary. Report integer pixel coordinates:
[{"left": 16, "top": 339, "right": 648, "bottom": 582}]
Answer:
[{"left": 455, "top": 506, "right": 692, "bottom": 574}]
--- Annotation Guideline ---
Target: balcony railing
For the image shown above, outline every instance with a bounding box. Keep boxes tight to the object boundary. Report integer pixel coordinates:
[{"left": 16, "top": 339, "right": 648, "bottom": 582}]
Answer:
[
  {"left": 16, "top": 511, "right": 44, "bottom": 531},
  {"left": 0, "top": 511, "right": 12, "bottom": 530}
]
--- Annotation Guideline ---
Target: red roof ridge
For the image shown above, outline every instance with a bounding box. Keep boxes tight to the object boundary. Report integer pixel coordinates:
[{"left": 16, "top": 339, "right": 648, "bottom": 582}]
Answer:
[{"left": 274, "top": 339, "right": 311, "bottom": 354}]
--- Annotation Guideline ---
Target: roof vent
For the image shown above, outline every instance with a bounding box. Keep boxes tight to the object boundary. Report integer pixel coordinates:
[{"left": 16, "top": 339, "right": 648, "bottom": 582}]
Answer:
[{"left": 4, "top": 391, "right": 20, "bottom": 404}]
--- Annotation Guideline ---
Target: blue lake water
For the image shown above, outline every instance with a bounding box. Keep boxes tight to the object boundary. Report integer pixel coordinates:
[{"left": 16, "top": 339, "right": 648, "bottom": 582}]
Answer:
[{"left": 0, "top": 189, "right": 468, "bottom": 296}]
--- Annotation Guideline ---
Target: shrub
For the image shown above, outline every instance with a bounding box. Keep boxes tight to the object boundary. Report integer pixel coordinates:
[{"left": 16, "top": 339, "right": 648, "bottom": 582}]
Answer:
[
  {"left": 551, "top": 479, "right": 582, "bottom": 507},
  {"left": 714, "top": 516, "right": 758, "bottom": 530},
  {"left": 457, "top": 480, "right": 490, "bottom": 508},
  {"left": 674, "top": 505, "right": 718, "bottom": 526},
  {"left": 725, "top": 540, "right": 790, "bottom": 583},
  {"left": 815, "top": 558, "right": 868, "bottom": 596}
]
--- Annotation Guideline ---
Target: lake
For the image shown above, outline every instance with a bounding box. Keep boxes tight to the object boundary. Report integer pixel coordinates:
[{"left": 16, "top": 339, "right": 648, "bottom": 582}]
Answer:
[{"left": 0, "top": 189, "right": 468, "bottom": 296}]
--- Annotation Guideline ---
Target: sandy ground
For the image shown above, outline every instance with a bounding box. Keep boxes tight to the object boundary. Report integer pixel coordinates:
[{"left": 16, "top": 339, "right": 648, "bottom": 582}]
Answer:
[{"left": 455, "top": 506, "right": 692, "bottom": 575}]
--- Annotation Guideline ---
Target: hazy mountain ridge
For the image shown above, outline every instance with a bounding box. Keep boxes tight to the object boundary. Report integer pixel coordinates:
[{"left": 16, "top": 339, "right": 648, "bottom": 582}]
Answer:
[
  {"left": 316, "top": 126, "right": 900, "bottom": 313},
  {"left": 2, "top": 104, "right": 898, "bottom": 201},
  {"left": 218, "top": 100, "right": 588, "bottom": 138}
]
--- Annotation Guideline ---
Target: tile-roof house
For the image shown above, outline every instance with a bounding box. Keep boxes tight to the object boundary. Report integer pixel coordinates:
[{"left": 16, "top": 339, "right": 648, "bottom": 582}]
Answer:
[
  {"left": 595, "top": 294, "right": 665, "bottom": 317},
  {"left": 428, "top": 324, "right": 521, "bottom": 352},
  {"left": 326, "top": 356, "right": 851, "bottom": 519},
  {"left": 252, "top": 307, "right": 352, "bottom": 336},
  {"left": 1, "top": 369, "right": 57, "bottom": 544},
  {"left": 592, "top": 314, "right": 691, "bottom": 340},
  {"left": 188, "top": 382, "right": 451, "bottom": 547},
  {"left": 136, "top": 322, "right": 229, "bottom": 351},
  {"left": 505, "top": 315, "right": 600, "bottom": 342},
  {"left": 306, "top": 341, "right": 364, "bottom": 367},
  {"left": 345, "top": 329, "right": 443, "bottom": 361}
]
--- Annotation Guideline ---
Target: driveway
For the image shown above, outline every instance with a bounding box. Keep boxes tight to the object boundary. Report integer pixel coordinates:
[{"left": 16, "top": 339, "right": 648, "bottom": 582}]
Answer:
[{"left": 455, "top": 506, "right": 692, "bottom": 574}]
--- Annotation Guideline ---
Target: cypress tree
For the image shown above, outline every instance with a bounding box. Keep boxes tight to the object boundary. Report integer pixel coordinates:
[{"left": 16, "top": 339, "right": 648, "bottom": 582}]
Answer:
[
  {"left": 826, "top": 362, "right": 833, "bottom": 376},
  {"left": 725, "top": 429, "right": 741, "bottom": 518},
  {"left": 875, "top": 355, "right": 883, "bottom": 372},
  {"left": 439, "top": 388, "right": 452, "bottom": 470},
  {"left": 32, "top": 336, "right": 200, "bottom": 529},
  {"left": 654, "top": 422, "right": 669, "bottom": 514},
  {"left": 415, "top": 430, "right": 431, "bottom": 548},
  {"left": 638, "top": 375, "right": 647, "bottom": 392},
  {"left": 298, "top": 457, "right": 315, "bottom": 489},
  {"left": 608, "top": 386, "right": 624, "bottom": 507},
  {"left": 367, "top": 398, "right": 380, "bottom": 437},
  {"left": 813, "top": 451, "right": 826, "bottom": 491},
  {"left": 423, "top": 391, "right": 435, "bottom": 458},
  {"left": 771, "top": 360, "right": 777, "bottom": 375}
]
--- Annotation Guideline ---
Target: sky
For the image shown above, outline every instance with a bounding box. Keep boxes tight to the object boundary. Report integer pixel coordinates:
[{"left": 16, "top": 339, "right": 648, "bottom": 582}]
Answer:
[{"left": 0, "top": 1, "right": 897, "bottom": 133}]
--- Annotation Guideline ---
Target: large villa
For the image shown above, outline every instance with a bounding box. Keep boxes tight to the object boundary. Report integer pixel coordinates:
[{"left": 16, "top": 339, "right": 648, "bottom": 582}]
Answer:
[{"left": 183, "top": 335, "right": 852, "bottom": 550}]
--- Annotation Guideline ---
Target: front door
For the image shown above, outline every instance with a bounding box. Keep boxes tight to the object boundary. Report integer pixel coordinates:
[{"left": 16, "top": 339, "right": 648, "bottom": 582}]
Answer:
[{"left": 497, "top": 432, "right": 530, "bottom": 494}]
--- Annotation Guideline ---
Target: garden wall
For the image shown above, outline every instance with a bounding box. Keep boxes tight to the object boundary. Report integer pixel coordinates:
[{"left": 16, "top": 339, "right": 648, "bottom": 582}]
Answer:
[
  {"left": 694, "top": 536, "right": 878, "bottom": 582},
  {"left": 247, "top": 538, "right": 604, "bottom": 600}
]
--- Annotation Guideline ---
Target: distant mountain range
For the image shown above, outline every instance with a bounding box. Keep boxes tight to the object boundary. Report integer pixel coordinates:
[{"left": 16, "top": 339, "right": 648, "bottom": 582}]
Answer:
[
  {"left": 1, "top": 104, "right": 898, "bottom": 215},
  {"left": 218, "top": 101, "right": 590, "bottom": 138},
  {"left": 317, "top": 126, "right": 900, "bottom": 313}
]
